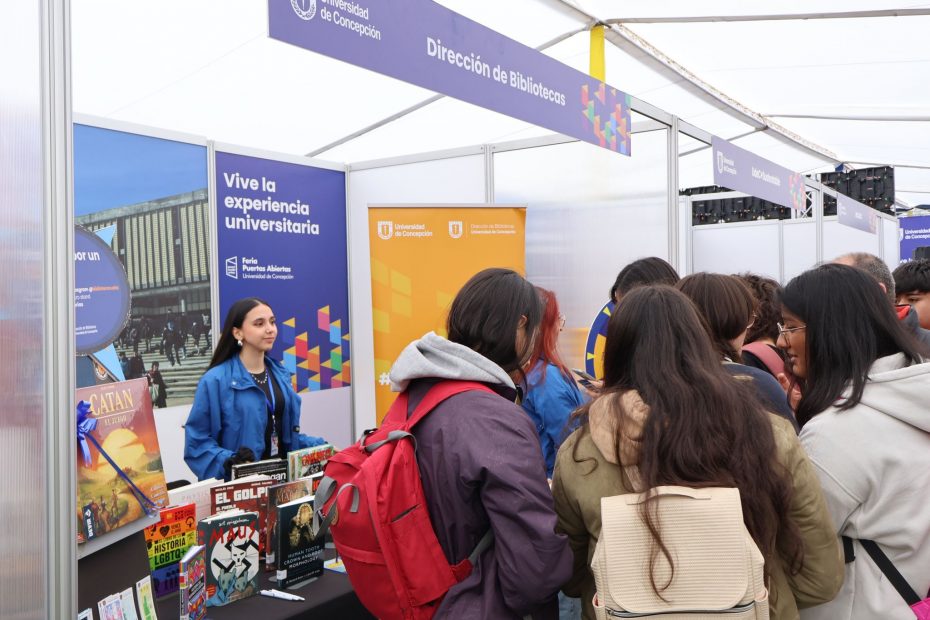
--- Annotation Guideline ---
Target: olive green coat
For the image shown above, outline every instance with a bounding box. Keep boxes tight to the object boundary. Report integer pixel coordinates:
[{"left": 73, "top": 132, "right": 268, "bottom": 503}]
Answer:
[{"left": 551, "top": 393, "right": 843, "bottom": 620}]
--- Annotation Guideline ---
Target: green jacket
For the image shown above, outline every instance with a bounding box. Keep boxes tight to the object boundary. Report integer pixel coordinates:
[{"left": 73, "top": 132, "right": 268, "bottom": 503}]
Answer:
[{"left": 551, "top": 393, "right": 843, "bottom": 620}]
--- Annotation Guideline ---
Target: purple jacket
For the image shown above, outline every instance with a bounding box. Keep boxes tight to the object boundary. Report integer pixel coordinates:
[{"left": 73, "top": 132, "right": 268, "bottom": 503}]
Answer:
[{"left": 408, "top": 379, "right": 571, "bottom": 618}]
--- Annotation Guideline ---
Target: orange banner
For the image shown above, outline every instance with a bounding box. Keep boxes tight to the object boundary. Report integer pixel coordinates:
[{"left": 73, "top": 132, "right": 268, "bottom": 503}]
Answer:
[{"left": 369, "top": 206, "right": 526, "bottom": 422}]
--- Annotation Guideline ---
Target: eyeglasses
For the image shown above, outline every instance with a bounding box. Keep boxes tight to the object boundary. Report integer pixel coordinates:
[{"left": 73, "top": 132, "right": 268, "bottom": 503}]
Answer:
[
  {"left": 746, "top": 313, "right": 757, "bottom": 330},
  {"left": 558, "top": 314, "right": 566, "bottom": 330},
  {"left": 776, "top": 322, "right": 806, "bottom": 337}
]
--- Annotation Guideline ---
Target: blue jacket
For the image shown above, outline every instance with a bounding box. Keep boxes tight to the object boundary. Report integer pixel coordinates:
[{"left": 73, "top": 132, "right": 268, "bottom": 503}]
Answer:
[
  {"left": 521, "top": 362, "right": 586, "bottom": 477},
  {"left": 184, "top": 355, "right": 325, "bottom": 480}
]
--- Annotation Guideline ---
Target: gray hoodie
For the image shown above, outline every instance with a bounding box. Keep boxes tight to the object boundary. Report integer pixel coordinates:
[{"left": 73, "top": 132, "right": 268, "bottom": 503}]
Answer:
[
  {"left": 800, "top": 353, "right": 930, "bottom": 620},
  {"left": 390, "top": 332, "right": 572, "bottom": 619}
]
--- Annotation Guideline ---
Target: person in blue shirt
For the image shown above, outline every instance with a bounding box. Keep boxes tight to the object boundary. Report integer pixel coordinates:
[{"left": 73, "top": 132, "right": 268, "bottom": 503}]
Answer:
[
  {"left": 521, "top": 287, "right": 586, "bottom": 479},
  {"left": 184, "top": 297, "right": 326, "bottom": 480}
]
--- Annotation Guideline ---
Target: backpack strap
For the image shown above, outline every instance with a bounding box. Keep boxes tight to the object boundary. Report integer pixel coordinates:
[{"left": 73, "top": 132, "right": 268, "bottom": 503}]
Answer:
[
  {"left": 403, "top": 380, "right": 496, "bottom": 431},
  {"left": 843, "top": 536, "right": 923, "bottom": 606},
  {"left": 742, "top": 342, "right": 785, "bottom": 377}
]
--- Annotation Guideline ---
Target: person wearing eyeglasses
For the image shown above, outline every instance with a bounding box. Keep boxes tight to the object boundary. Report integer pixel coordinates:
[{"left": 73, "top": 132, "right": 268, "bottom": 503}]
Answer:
[
  {"left": 778, "top": 264, "right": 930, "bottom": 620},
  {"left": 677, "top": 273, "right": 798, "bottom": 431}
]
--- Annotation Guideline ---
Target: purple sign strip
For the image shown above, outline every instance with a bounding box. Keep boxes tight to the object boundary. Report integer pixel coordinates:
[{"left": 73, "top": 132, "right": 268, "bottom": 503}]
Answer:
[
  {"left": 712, "top": 137, "right": 806, "bottom": 211},
  {"left": 836, "top": 193, "right": 879, "bottom": 234},
  {"left": 900, "top": 215, "right": 930, "bottom": 263},
  {"left": 269, "top": 0, "right": 631, "bottom": 155}
]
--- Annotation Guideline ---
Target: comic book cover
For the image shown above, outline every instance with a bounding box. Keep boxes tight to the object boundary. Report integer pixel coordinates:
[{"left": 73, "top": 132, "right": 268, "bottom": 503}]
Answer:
[
  {"left": 143, "top": 503, "right": 197, "bottom": 598},
  {"left": 134, "top": 576, "right": 157, "bottom": 620},
  {"left": 77, "top": 378, "right": 169, "bottom": 543},
  {"left": 263, "top": 473, "right": 322, "bottom": 570},
  {"left": 179, "top": 544, "right": 207, "bottom": 620},
  {"left": 275, "top": 495, "right": 324, "bottom": 588},
  {"left": 197, "top": 511, "right": 260, "bottom": 607},
  {"left": 210, "top": 475, "right": 274, "bottom": 555},
  {"left": 286, "top": 444, "right": 335, "bottom": 480}
]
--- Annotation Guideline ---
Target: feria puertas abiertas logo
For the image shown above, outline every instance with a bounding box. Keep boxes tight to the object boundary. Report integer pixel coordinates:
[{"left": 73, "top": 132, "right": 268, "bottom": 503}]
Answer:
[{"left": 291, "top": 0, "right": 317, "bottom": 20}]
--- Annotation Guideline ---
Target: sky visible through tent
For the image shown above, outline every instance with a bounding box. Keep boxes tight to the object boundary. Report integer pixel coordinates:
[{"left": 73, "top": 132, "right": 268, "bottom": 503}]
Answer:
[{"left": 71, "top": 0, "right": 930, "bottom": 209}]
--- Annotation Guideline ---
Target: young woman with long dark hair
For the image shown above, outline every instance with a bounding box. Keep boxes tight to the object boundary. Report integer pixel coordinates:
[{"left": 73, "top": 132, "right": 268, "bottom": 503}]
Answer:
[
  {"left": 778, "top": 264, "right": 930, "bottom": 619},
  {"left": 521, "top": 287, "right": 586, "bottom": 479},
  {"left": 552, "top": 285, "right": 842, "bottom": 620},
  {"left": 388, "top": 268, "right": 571, "bottom": 618},
  {"left": 677, "top": 272, "right": 798, "bottom": 429},
  {"left": 184, "top": 297, "right": 326, "bottom": 480}
]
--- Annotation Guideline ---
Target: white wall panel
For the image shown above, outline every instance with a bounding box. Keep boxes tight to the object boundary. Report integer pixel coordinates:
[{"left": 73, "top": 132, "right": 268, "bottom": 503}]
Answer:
[
  {"left": 692, "top": 222, "right": 781, "bottom": 281},
  {"left": 823, "top": 218, "right": 881, "bottom": 262},
  {"left": 347, "top": 154, "right": 486, "bottom": 434},
  {"left": 0, "top": 1, "right": 49, "bottom": 617},
  {"left": 783, "top": 220, "right": 819, "bottom": 283},
  {"left": 493, "top": 132, "right": 669, "bottom": 370},
  {"left": 883, "top": 217, "right": 900, "bottom": 268}
]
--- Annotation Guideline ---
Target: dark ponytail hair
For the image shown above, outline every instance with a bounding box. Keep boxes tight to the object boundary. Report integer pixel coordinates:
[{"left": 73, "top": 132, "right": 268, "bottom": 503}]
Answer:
[
  {"left": 571, "top": 285, "right": 804, "bottom": 586},
  {"left": 609, "top": 257, "right": 680, "bottom": 303},
  {"left": 209, "top": 297, "right": 271, "bottom": 369},
  {"left": 446, "top": 268, "right": 542, "bottom": 378},
  {"left": 779, "top": 263, "right": 927, "bottom": 426}
]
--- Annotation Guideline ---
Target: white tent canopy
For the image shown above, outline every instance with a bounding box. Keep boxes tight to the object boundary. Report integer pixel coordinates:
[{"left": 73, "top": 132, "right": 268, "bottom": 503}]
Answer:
[{"left": 72, "top": 0, "right": 930, "bottom": 207}]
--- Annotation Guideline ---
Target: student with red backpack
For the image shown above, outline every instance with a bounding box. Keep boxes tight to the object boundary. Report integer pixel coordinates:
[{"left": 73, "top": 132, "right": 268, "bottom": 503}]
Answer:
[{"left": 317, "top": 268, "right": 571, "bottom": 619}]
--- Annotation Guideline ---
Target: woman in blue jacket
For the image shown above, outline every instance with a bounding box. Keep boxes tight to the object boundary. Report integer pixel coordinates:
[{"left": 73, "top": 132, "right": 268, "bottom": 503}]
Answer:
[{"left": 184, "top": 297, "right": 326, "bottom": 480}]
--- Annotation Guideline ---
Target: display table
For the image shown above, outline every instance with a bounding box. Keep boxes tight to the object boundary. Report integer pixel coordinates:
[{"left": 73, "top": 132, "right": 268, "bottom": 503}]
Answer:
[
  {"left": 153, "top": 564, "right": 374, "bottom": 620},
  {"left": 78, "top": 528, "right": 373, "bottom": 620}
]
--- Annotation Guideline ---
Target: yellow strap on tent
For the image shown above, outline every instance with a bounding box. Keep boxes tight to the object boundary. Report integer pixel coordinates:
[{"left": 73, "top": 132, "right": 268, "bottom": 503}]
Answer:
[{"left": 589, "top": 24, "right": 605, "bottom": 81}]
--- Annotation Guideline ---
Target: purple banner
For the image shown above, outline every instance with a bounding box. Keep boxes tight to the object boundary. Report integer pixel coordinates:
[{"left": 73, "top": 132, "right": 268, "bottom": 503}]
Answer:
[
  {"left": 712, "top": 137, "right": 806, "bottom": 210},
  {"left": 836, "top": 193, "right": 879, "bottom": 234},
  {"left": 900, "top": 215, "right": 930, "bottom": 263},
  {"left": 269, "top": 0, "right": 631, "bottom": 155}
]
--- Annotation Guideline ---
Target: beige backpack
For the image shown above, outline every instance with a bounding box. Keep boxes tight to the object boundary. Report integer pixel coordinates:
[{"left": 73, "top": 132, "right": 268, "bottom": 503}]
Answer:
[{"left": 591, "top": 485, "right": 769, "bottom": 619}]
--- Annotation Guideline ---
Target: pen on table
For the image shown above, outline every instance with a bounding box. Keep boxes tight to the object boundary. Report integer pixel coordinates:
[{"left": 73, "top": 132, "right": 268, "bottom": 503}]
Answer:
[{"left": 260, "top": 589, "right": 305, "bottom": 601}]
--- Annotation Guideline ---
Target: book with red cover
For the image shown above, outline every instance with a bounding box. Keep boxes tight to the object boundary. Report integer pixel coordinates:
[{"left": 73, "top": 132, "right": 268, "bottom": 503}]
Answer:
[
  {"left": 263, "top": 473, "right": 323, "bottom": 570},
  {"left": 210, "top": 474, "right": 274, "bottom": 555}
]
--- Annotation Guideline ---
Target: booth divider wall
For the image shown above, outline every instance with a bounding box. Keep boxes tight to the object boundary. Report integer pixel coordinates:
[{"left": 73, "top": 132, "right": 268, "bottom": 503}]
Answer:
[{"left": 346, "top": 149, "right": 488, "bottom": 435}]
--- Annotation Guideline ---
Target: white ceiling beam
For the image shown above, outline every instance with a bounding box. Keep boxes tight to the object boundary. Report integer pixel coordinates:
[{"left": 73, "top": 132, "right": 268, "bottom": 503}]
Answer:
[
  {"left": 542, "top": 0, "right": 840, "bottom": 164},
  {"left": 767, "top": 113, "right": 930, "bottom": 122},
  {"left": 605, "top": 9, "right": 930, "bottom": 24}
]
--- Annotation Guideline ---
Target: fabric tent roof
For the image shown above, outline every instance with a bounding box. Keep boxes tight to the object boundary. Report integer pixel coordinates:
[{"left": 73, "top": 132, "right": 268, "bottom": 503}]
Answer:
[{"left": 72, "top": 0, "right": 930, "bottom": 208}]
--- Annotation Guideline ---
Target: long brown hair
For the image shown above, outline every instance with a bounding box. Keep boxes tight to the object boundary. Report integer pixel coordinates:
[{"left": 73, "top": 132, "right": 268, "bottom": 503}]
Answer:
[
  {"left": 677, "top": 273, "right": 757, "bottom": 363},
  {"left": 571, "top": 285, "right": 803, "bottom": 589}
]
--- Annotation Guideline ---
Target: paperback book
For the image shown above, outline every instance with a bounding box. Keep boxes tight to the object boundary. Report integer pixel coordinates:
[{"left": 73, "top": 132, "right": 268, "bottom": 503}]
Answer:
[
  {"left": 77, "top": 378, "right": 169, "bottom": 543},
  {"left": 178, "top": 544, "right": 207, "bottom": 620},
  {"left": 134, "top": 576, "right": 157, "bottom": 620},
  {"left": 231, "top": 458, "right": 287, "bottom": 483},
  {"left": 167, "top": 478, "right": 221, "bottom": 524},
  {"left": 286, "top": 444, "right": 336, "bottom": 480},
  {"left": 275, "top": 495, "right": 324, "bottom": 588},
  {"left": 143, "top": 503, "right": 197, "bottom": 599},
  {"left": 197, "top": 510, "right": 260, "bottom": 607},
  {"left": 264, "top": 473, "right": 323, "bottom": 570},
  {"left": 210, "top": 474, "right": 275, "bottom": 555}
]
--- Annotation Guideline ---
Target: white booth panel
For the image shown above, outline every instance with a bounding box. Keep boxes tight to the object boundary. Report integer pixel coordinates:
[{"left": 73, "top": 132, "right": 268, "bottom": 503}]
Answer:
[
  {"left": 823, "top": 218, "right": 881, "bottom": 262},
  {"left": 783, "top": 220, "right": 818, "bottom": 283},
  {"left": 692, "top": 222, "right": 781, "bottom": 281},
  {"left": 347, "top": 154, "right": 486, "bottom": 434},
  {"left": 493, "top": 132, "right": 669, "bottom": 370},
  {"left": 883, "top": 217, "right": 900, "bottom": 268}
]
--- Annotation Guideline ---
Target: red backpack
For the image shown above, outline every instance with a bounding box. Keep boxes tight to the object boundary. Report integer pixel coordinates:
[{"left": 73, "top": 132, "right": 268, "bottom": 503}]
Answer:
[{"left": 313, "top": 380, "right": 495, "bottom": 620}]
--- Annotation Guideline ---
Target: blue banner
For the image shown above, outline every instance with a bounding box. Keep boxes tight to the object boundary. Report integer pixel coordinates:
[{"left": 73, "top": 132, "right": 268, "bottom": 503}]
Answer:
[
  {"left": 215, "top": 151, "right": 350, "bottom": 392},
  {"left": 836, "top": 194, "right": 879, "bottom": 234},
  {"left": 899, "top": 215, "right": 930, "bottom": 263},
  {"left": 269, "top": 0, "right": 632, "bottom": 155},
  {"left": 712, "top": 137, "right": 806, "bottom": 211},
  {"left": 74, "top": 226, "right": 131, "bottom": 355}
]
